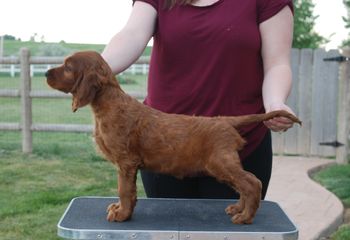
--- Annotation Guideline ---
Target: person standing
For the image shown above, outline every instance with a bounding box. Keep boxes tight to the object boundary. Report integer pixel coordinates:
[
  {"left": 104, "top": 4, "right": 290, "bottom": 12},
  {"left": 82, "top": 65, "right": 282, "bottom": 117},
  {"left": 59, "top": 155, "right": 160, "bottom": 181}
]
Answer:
[{"left": 102, "top": 0, "right": 295, "bottom": 200}]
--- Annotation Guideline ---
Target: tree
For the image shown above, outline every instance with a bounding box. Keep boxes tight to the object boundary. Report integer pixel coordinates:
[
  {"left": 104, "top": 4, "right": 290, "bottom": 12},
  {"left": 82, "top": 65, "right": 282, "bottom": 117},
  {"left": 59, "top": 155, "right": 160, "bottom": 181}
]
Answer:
[
  {"left": 292, "top": 0, "right": 328, "bottom": 48},
  {"left": 30, "top": 33, "right": 38, "bottom": 42},
  {"left": 342, "top": 0, "right": 350, "bottom": 46},
  {"left": 3, "top": 34, "right": 16, "bottom": 41}
]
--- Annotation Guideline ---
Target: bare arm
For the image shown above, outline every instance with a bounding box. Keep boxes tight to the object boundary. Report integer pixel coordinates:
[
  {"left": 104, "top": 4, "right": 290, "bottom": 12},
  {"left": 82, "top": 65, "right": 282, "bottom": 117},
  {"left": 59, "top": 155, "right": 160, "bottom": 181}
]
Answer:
[
  {"left": 260, "top": 6, "right": 295, "bottom": 132},
  {"left": 102, "top": 1, "right": 157, "bottom": 74}
]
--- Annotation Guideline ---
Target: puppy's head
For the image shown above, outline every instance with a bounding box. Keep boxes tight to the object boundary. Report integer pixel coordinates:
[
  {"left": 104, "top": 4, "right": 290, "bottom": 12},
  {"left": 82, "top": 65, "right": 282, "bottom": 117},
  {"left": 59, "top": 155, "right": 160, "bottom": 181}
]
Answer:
[{"left": 46, "top": 51, "right": 113, "bottom": 112}]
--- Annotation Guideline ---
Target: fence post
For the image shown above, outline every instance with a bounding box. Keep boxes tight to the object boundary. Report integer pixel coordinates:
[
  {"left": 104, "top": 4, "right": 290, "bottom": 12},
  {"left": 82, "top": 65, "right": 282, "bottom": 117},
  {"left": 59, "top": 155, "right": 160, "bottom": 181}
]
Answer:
[
  {"left": 11, "top": 64, "right": 15, "bottom": 77},
  {"left": 20, "top": 48, "right": 32, "bottom": 153},
  {"left": 336, "top": 48, "right": 350, "bottom": 164},
  {"left": 30, "top": 65, "right": 34, "bottom": 77}
]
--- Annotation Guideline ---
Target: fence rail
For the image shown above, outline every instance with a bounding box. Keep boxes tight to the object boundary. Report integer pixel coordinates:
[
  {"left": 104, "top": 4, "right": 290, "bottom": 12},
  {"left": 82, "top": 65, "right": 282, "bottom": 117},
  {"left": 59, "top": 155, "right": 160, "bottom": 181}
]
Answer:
[
  {"left": 0, "top": 56, "right": 150, "bottom": 76},
  {"left": 0, "top": 48, "right": 147, "bottom": 153},
  {"left": 0, "top": 48, "right": 349, "bottom": 163},
  {"left": 0, "top": 89, "right": 147, "bottom": 99}
]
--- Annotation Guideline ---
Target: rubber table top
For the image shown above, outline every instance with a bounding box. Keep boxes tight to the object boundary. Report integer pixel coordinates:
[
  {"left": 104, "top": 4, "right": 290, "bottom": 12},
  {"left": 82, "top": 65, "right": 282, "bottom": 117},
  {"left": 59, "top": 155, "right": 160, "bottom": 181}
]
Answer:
[{"left": 58, "top": 197, "right": 298, "bottom": 240}]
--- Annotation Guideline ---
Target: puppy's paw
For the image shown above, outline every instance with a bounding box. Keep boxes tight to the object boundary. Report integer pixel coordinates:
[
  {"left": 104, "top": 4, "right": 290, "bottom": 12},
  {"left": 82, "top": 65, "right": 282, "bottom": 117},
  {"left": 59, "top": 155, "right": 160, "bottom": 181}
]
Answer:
[
  {"left": 106, "top": 202, "right": 130, "bottom": 222},
  {"left": 225, "top": 204, "right": 243, "bottom": 216},
  {"left": 231, "top": 213, "right": 253, "bottom": 224},
  {"left": 107, "top": 202, "right": 120, "bottom": 213}
]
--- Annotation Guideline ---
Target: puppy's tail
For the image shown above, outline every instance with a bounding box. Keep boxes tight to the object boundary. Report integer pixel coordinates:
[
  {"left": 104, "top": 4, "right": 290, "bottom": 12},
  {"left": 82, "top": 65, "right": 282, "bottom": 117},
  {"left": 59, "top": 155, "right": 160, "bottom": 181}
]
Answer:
[{"left": 220, "top": 110, "right": 302, "bottom": 128}]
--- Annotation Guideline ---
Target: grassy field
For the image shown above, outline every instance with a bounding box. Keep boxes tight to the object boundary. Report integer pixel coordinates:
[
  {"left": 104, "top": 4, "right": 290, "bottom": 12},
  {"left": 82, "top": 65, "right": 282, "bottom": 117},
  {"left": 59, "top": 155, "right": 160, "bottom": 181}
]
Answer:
[
  {"left": 1, "top": 57, "right": 350, "bottom": 239},
  {"left": 0, "top": 74, "right": 147, "bottom": 124},
  {"left": 0, "top": 74, "right": 147, "bottom": 240},
  {"left": 0, "top": 134, "right": 147, "bottom": 240},
  {"left": 2, "top": 39, "right": 152, "bottom": 57},
  {"left": 313, "top": 165, "right": 350, "bottom": 240},
  {"left": 3, "top": 39, "right": 104, "bottom": 56}
]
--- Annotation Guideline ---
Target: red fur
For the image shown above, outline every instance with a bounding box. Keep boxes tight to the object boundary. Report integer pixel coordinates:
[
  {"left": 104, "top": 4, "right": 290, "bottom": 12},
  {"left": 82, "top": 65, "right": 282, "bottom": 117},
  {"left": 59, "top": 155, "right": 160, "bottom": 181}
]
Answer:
[{"left": 46, "top": 51, "right": 301, "bottom": 224}]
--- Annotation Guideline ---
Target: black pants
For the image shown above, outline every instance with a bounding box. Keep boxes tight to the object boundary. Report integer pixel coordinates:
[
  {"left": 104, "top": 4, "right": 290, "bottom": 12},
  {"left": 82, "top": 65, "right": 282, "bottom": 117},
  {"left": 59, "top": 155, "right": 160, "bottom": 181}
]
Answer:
[{"left": 140, "top": 131, "right": 272, "bottom": 200}]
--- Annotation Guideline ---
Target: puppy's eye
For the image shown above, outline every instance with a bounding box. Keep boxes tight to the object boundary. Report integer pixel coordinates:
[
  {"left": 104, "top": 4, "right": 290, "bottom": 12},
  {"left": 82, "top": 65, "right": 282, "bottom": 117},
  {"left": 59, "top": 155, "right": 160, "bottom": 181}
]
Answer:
[{"left": 64, "top": 65, "right": 72, "bottom": 72}]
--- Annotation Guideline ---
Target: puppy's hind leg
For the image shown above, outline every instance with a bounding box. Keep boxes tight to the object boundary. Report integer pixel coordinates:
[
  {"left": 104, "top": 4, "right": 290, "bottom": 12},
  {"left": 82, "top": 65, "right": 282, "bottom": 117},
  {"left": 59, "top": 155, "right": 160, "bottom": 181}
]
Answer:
[
  {"left": 205, "top": 152, "right": 262, "bottom": 224},
  {"left": 107, "top": 166, "right": 138, "bottom": 222},
  {"left": 230, "top": 171, "right": 262, "bottom": 224}
]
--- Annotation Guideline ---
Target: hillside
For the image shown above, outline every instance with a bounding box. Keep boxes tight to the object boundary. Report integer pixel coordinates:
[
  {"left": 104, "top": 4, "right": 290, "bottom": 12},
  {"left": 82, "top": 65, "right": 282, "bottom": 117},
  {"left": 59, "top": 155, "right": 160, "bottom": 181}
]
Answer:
[{"left": 2, "top": 40, "right": 151, "bottom": 57}]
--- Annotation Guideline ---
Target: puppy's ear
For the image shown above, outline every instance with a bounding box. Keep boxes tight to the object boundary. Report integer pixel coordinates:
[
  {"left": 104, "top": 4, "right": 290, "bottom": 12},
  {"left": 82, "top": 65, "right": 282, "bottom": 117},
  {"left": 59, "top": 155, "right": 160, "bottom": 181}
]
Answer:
[
  {"left": 71, "top": 54, "right": 113, "bottom": 112},
  {"left": 96, "top": 57, "right": 113, "bottom": 85},
  {"left": 72, "top": 72, "right": 99, "bottom": 112}
]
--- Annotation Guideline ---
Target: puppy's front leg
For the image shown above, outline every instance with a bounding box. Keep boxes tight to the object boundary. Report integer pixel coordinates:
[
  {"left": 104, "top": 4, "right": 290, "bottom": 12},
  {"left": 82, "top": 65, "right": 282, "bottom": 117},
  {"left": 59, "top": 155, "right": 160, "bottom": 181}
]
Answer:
[{"left": 107, "top": 167, "right": 137, "bottom": 222}]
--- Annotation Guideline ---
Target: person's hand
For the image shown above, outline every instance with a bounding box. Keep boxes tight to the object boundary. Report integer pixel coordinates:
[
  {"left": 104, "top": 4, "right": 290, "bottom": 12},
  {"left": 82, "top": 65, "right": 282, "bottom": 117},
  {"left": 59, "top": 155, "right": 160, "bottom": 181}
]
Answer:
[{"left": 264, "top": 102, "right": 296, "bottom": 132}]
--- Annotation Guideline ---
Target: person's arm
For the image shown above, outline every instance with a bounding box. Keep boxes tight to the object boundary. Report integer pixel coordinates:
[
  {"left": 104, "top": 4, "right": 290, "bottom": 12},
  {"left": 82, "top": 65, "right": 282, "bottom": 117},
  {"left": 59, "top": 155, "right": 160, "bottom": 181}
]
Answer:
[
  {"left": 260, "top": 6, "right": 295, "bottom": 132},
  {"left": 102, "top": 1, "right": 157, "bottom": 74}
]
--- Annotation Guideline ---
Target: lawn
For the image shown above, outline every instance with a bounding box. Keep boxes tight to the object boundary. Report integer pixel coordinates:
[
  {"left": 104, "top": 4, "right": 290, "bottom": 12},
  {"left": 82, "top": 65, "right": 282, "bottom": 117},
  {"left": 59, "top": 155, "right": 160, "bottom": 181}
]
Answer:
[
  {"left": 0, "top": 74, "right": 147, "bottom": 240},
  {"left": 0, "top": 74, "right": 147, "bottom": 125},
  {"left": 0, "top": 134, "right": 146, "bottom": 240},
  {"left": 1, "top": 70, "right": 350, "bottom": 239},
  {"left": 314, "top": 164, "right": 350, "bottom": 240}
]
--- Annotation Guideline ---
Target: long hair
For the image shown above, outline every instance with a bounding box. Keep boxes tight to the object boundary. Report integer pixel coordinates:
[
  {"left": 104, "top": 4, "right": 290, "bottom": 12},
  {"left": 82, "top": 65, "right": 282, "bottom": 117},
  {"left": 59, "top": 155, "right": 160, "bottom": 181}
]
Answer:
[
  {"left": 164, "top": 0, "right": 194, "bottom": 9},
  {"left": 132, "top": 0, "right": 194, "bottom": 9}
]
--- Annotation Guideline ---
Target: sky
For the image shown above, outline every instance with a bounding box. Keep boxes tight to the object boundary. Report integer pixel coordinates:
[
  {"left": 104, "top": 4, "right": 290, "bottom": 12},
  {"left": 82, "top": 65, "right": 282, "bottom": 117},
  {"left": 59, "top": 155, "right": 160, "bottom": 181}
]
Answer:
[{"left": 0, "top": 0, "right": 348, "bottom": 49}]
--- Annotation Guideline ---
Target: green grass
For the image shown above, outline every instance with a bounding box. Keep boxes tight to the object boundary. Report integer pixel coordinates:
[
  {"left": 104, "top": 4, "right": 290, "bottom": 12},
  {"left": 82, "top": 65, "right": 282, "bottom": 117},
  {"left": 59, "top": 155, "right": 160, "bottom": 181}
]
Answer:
[
  {"left": 330, "top": 225, "right": 350, "bottom": 240},
  {"left": 313, "top": 164, "right": 350, "bottom": 239},
  {"left": 3, "top": 39, "right": 103, "bottom": 56},
  {"left": 0, "top": 138, "right": 146, "bottom": 240},
  {"left": 0, "top": 40, "right": 150, "bottom": 239},
  {"left": 0, "top": 74, "right": 147, "bottom": 240},
  {"left": 314, "top": 165, "right": 350, "bottom": 207},
  {"left": 0, "top": 74, "right": 147, "bottom": 91},
  {"left": 0, "top": 74, "right": 147, "bottom": 124}
]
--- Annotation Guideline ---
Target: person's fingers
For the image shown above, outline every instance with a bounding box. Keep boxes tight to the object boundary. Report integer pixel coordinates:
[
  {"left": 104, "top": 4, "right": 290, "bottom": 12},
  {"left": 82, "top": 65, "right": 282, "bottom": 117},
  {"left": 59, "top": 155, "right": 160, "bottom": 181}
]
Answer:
[{"left": 264, "top": 117, "right": 293, "bottom": 132}]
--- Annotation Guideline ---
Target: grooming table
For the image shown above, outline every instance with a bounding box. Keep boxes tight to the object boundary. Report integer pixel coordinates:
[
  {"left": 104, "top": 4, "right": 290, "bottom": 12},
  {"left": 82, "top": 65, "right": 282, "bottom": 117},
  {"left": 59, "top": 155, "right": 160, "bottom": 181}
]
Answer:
[{"left": 57, "top": 197, "right": 298, "bottom": 240}]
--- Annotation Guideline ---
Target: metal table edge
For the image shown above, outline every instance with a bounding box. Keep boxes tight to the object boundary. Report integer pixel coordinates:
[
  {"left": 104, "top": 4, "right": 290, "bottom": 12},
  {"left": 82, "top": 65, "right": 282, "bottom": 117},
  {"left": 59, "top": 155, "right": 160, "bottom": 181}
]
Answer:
[{"left": 179, "top": 230, "right": 299, "bottom": 240}]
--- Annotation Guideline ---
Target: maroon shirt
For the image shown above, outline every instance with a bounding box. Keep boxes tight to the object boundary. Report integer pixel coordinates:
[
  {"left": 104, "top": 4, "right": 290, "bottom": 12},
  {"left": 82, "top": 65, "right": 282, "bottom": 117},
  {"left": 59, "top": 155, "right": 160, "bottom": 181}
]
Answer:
[{"left": 136, "top": 0, "right": 293, "bottom": 159}]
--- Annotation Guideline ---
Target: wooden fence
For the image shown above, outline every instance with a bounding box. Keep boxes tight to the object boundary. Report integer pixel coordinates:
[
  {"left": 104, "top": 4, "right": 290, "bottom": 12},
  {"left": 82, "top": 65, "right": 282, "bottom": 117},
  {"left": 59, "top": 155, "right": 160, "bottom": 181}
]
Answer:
[
  {"left": 272, "top": 48, "right": 350, "bottom": 163},
  {"left": 0, "top": 48, "right": 349, "bottom": 163},
  {"left": 0, "top": 48, "right": 147, "bottom": 153},
  {"left": 0, "top": 62, "right": 149, "bottom": 77}
]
